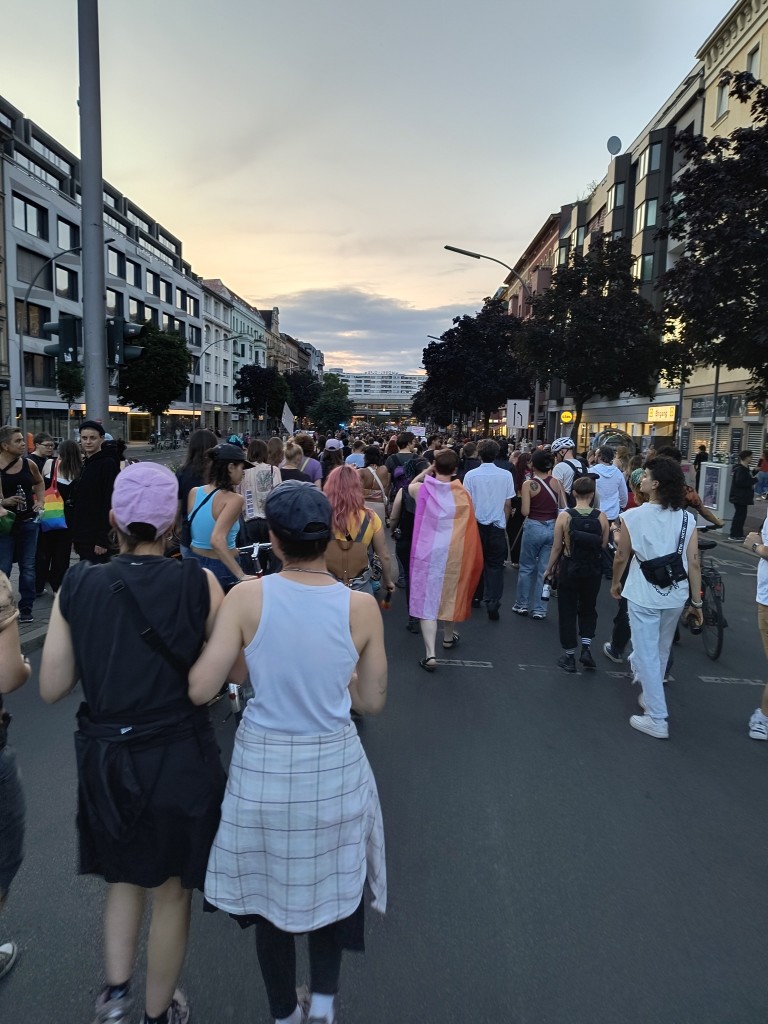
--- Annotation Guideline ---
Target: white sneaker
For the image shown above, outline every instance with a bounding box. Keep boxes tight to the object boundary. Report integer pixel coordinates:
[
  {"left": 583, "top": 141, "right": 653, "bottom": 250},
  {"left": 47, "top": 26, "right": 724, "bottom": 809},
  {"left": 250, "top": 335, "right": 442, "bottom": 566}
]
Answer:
[
  {"left": 630, "top": 714, "right": 669, "bottom": 739},
  {"left": 748, "top": 709, "right": 768, "bottom": 740},
  {"left": 602, "top": 641, "right": 624, "bottom": 664}
]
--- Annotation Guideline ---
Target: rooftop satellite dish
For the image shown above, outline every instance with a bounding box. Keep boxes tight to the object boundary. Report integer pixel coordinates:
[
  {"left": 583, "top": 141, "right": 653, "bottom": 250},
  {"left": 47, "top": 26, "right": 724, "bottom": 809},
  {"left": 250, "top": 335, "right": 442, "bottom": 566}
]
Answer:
[{"left": 607, "top": 136, "right": 622, "bottom": 156}]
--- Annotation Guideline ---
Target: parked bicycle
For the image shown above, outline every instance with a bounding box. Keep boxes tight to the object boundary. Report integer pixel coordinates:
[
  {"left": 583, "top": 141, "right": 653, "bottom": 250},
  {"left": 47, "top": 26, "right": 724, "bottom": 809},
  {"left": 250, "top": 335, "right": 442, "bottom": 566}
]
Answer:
[{"left": 681, "top": 525, "right": 727, "bottom": 660}]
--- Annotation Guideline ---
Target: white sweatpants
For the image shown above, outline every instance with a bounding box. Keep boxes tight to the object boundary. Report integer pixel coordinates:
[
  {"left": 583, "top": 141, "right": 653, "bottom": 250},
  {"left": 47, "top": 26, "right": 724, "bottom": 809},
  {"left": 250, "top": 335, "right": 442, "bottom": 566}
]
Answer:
[{"left": 627, "top": 602, "right": 683, "bottom": 721}]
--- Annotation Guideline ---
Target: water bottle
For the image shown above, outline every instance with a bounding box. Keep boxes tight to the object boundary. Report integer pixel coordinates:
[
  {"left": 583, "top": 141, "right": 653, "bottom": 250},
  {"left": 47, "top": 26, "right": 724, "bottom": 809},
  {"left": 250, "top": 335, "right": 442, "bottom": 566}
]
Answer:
[
  {"left": 541, "top": 581, "right": 551, "bottom": 601},
  {"left": 15, "top": 486, "right": 26, "bottom": 513}
]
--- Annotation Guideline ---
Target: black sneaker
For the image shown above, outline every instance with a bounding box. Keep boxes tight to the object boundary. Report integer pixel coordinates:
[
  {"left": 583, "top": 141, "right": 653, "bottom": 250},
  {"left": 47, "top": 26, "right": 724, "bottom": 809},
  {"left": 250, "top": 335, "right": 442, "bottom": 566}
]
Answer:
[
  {"left": 487, "top": 603, "right": 500, "bottom": 621},
  {"left": 405, "top": 617, "right": 420, "bottom": 634},
  {"left": 18, "top": 610, "right": 33, "bottom": 624},
  {"left": 580, "top": 646, "right": 596, "bottom": 669},
  {"left": 558, "top": 654, "right": 577, "bottom": 673}
]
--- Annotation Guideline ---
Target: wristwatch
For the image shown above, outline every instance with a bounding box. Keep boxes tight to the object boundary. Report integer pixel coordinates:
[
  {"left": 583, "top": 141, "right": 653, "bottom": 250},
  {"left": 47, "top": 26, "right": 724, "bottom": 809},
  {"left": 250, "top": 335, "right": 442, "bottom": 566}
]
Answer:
[
  {"left": 690, "top": 599, "right": 703, "bottom": 608},
  {"left": 753, "top": 542, "right": 760, "bottom": 554}
]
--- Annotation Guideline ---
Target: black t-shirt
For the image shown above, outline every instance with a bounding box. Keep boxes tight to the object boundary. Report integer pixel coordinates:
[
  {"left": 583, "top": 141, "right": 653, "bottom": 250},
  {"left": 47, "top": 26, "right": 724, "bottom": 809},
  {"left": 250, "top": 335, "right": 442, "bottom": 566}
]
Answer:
[
  {"left": 59, "top": 555, "right": 210, "bottom": 720},
  {"left": 385, "top": 451, "right": 414, "bottom": 476},
  {"left": 280, "top": 468, "right": 311, "bottom": 483}
]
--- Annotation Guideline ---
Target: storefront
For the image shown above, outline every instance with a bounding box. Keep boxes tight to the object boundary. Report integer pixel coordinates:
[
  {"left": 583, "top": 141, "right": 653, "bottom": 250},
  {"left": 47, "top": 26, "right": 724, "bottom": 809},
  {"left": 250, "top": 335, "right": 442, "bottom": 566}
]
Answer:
[{"left": 681, "top": 392, "right": 765, "bottom": 462}]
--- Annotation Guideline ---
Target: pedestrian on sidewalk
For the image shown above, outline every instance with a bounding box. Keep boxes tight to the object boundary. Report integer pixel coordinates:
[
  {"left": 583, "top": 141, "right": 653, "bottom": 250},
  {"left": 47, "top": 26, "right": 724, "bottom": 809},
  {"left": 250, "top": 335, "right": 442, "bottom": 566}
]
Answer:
[
  {"left": 0, "top": 571, "right": 32, "bottom": 982},
  {"left": 0, "top": 426, "right": 45, "bottom": 622},
  {"left": 190, "top": 481, "right": 388, "bottom": 1024},
  {"left": 463, "top": 439, "right": 516, "bottom": 621},
  {"left": 728, "top": 450, "right": 755, "bottom": 541},
  {"left": 742, "top": 523, "right": 768, "bottom": 740},
  {"left": 544, "top": 476, "right": 609, "bottom": 673},
  {"left": 71, "top": 421, "right": 119, "bottom": 565},
  {"left": 39, "top": 463, "right": 228, "bottom": 1024},
  {"left": 610, "top": 457, "right": 702, "bottom": 739}
]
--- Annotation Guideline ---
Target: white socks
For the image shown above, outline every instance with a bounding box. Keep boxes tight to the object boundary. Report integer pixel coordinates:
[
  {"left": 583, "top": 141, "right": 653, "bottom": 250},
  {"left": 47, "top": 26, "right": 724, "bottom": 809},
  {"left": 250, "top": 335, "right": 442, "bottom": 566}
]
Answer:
[
  {"left": 276, "top": 1006, "right": 302, "bottom": 1024},
  {"left": 308, "top": 993, "right": 335, "bottom": 1021}
]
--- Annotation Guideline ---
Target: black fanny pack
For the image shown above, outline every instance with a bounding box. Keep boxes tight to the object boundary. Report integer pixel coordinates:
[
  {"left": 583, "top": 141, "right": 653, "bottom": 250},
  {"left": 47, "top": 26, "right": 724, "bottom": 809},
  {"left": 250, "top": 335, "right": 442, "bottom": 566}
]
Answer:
[{"left": 637, "top": 512, "right": 689, "bottom": 590}]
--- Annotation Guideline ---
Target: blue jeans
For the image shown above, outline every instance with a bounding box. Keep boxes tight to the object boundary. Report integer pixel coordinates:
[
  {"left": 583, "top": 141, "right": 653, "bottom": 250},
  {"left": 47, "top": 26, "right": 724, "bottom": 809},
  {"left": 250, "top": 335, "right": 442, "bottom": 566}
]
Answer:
[
  {"left": 0, "top": 745, "right": 25, "bottom": 895},
  {"left": 515, "top": 518, "right": 555, "bottom": 616},
  {"left": 186, "top": 550, "right": 241, "bottom": 591},
  {"left": 756, "top": 471, "right": 768, "bottom": 496},
  {"left": 0, "top": 520, "right": 39, "bottom": 612}
]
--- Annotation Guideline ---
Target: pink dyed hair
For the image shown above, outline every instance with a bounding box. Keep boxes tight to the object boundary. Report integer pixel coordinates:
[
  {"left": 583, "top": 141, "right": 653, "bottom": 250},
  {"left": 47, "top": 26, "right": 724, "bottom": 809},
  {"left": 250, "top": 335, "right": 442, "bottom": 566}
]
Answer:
[{"left": 324, "top": 464, "right": 365, "bottom": 535}]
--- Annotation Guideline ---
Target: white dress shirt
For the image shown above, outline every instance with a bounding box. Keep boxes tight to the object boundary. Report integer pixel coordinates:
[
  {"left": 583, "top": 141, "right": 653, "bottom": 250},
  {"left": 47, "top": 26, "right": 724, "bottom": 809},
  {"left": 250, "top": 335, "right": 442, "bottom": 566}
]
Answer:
[{"left": 463, "top": 462, "right": 516, "bottom": 528}]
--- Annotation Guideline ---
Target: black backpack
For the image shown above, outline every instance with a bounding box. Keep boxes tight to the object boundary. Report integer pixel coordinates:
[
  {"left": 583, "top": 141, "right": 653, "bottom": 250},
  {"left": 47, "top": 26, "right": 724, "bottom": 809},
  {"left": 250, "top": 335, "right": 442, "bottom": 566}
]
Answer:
[
  {"left": 564, "top": 508, "right": 603, "bottom": 577},
  {"left": 564, "top": 458, "right": 593, "bottom": 508}
]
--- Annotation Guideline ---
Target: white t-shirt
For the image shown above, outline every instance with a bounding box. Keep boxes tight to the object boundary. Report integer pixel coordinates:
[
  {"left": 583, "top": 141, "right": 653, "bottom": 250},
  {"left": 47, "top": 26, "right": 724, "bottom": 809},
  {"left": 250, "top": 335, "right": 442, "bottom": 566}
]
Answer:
[
  {"left": 552, "top": 457, "right": 582, "bottom": 494},
  {"left": 757, "top": 510, "right": 768, "bottom": 606},
  {"left": 621, "top": 504, "right": 697, "bottom": 609},
  {"left": 463, "top": 463, "right": 516, "bottom": 528}
]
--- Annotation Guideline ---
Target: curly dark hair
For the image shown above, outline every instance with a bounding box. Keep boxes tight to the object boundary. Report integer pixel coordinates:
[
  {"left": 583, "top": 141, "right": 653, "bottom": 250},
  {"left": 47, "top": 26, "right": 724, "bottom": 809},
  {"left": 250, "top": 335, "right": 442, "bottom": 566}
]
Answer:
[{"left": 647, "top": 456, "right": 686, "bottom": 509}]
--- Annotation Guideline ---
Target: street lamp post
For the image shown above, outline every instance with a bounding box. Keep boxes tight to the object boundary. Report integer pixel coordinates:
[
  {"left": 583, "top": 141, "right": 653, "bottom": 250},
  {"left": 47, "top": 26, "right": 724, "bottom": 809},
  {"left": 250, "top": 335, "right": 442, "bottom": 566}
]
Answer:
[
  {"left": 20, "top": 244, "right": 82, "bottom": 443},
  {"left": 444, "top": 244, "right": 539, "bottom": 442},
  {"left": 191, "top": 333, "right": 245, "bottom": 428}
]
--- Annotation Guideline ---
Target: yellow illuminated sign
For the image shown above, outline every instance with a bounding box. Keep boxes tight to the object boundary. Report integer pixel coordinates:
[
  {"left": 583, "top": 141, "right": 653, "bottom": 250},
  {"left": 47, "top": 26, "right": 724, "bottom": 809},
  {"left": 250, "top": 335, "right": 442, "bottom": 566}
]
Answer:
[{"left": 648, "top": 405, "right": 676, "bottom": 422}]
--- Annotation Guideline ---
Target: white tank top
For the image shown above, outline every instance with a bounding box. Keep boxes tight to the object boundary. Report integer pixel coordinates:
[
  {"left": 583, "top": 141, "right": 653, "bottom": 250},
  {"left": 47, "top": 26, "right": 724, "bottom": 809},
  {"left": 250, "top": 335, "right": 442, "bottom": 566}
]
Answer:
[{"left": 242, "top": 575, "right": 359, "bottom": 735}]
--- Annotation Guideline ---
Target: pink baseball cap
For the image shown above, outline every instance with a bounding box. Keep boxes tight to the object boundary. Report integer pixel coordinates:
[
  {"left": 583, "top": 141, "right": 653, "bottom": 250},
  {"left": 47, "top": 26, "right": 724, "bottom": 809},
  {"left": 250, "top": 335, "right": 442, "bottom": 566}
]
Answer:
[{"left": 111, "top": 462, "right": 179, "bottom": 537}]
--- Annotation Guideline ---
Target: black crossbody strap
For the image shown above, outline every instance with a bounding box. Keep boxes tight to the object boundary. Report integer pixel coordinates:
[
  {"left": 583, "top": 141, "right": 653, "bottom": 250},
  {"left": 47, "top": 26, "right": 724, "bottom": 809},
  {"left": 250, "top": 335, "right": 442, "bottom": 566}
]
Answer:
[
  {"left": 676, "top": 511, "right": 689, "bottom": 555},
  {"left": 103, "top": 562, "right": 190, "bottom": 676},
  {"left": 186, "top": 487, "right": 220, "bottom": 531}
]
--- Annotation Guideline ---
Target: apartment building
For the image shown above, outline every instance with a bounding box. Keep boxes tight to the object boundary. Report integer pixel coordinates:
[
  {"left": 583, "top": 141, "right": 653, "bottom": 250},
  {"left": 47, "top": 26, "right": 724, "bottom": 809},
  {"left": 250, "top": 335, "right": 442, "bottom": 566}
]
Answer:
[
  {"left": 329, "top": 369, "right": 425, "bottom": 418},
  {"left": 1, "top": 94, "right": 203, "bottom": 440}
]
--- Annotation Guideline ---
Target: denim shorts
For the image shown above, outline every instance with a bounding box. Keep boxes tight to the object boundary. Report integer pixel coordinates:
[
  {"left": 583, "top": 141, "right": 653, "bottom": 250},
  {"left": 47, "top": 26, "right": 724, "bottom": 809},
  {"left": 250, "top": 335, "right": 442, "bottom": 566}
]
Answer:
[{"left": 0, "top": 745, "right": 25, "bottom": 895}]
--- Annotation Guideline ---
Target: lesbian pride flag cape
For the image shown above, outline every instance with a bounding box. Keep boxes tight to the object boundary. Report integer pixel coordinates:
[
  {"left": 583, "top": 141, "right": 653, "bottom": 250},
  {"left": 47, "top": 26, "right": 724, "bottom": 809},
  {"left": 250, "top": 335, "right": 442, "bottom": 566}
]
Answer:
[{"left": 408, "top": 476, "right": 483, "bottom": 622}]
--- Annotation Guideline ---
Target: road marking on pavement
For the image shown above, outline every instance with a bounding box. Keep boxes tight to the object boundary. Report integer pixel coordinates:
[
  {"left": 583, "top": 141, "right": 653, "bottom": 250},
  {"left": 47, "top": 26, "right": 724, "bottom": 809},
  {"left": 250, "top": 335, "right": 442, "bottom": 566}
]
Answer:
[
  {"left": 435, "top": 659, "right": 493, "bottom": 668},
  {"left": 699, "top": 675, "right": 765, "bottom": 687}
]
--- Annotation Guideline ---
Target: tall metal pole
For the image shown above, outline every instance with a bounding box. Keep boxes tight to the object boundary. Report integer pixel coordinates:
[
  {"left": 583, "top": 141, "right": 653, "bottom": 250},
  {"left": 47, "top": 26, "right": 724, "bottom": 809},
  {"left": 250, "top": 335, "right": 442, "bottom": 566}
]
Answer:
[{"left": 78, "top": 0, "right": 108, "bottom": 425}]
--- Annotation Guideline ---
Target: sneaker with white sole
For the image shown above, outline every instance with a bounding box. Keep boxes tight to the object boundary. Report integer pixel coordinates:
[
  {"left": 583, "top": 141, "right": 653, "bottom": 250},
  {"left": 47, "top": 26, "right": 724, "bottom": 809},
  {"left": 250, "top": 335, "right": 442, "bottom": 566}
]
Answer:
[
  {"left": 748, "top": 709, "right": 768, "bottom": 740},
  {"left": 630, "top": 714, "right": 669, "bottom": 739},
  {"left": 602, "top": 641, "right": 624, "bottom": 664},
  {"left": 0, "top": 941, "right": 18, "bottom": 980},
  {"left": 511, "top": 603, "right": 528, "bottom": 616},
  {"left": 92, "top": 986, "right": 132, "bottom": 1024}
]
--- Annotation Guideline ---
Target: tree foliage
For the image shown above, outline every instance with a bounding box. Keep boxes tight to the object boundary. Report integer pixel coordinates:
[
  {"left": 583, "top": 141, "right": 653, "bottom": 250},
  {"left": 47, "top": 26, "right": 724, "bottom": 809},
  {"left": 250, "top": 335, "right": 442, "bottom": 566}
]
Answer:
[
  {"left": 56, "top": 362, "right": 84, "bottom": 407},
  {"left": 308, "top": 373, "right": 354, "bottom": 433},
  {"left": 659, "top": 71, "right": 768, "bottom": 400},
  {"left": 415, "top": 298, "right": 533, "bottom": 435},
  {"left": 234, "top": 365, "right": 290, "bottom": 419},
  {"left": 117, "top": 326, "right": 191, "bottom": 418},
  {"left": 284, "top": 369, "right": 322, "bottom": 420},
  {"left": 522, "top": 234, "right": 662, "bottom": 438}
]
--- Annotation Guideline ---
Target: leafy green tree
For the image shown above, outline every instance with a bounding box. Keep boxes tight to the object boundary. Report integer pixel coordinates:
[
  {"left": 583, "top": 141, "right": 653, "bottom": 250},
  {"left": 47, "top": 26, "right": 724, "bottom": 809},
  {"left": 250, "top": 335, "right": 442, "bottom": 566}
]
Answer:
[
  {"left": 117, "top": 325, "right": 190, "bottom": 421},
  {"left": 308, "top": 373, "right": 354, "bottom": 433},
  {"left": 522, "top": 234, "right": 662, "bottom": 438},
  {"left": 659, "top": 71, "right": 768, "bottom": 400},
  {"left": 56, "top": 362, "right": 84, "bottom": 438},
  {"left": 284, "top": 369, "right": 322, "bottom": 425},
  {"left": 234, "top": 365, "right": 291, "bottom": 422}
]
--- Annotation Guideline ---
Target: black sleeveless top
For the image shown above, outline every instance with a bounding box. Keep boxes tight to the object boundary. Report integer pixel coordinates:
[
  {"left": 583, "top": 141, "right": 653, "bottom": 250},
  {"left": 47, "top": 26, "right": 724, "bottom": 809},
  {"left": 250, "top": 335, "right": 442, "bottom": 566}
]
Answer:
[
  {"left": 59, "top": 555, "right": 210, "bottom": 722},
  {"left": 0, "top": 457, "right": 37, "bottom": 522}
]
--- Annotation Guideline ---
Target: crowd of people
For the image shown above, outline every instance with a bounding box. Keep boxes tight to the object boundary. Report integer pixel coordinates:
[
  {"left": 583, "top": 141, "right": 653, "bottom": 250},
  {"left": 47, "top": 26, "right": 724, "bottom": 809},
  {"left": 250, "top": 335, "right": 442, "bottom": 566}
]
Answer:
[{"left": 0, "top": 422, "right": 767, "bottom": 1024}]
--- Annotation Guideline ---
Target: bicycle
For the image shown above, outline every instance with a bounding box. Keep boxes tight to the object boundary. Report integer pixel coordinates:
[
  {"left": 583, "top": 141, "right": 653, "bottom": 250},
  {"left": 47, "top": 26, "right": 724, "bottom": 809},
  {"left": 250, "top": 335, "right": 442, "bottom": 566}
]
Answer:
[{"left": 682, "top": 526, "right": 727, "bottom": 660}]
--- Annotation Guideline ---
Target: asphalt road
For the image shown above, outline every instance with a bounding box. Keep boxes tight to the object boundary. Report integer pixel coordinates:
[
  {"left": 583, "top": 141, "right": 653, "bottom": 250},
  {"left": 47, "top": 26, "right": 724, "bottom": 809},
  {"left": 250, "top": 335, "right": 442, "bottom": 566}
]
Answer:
[{"left": 1, "top": 537, "right": 766, "bottom": 1023}]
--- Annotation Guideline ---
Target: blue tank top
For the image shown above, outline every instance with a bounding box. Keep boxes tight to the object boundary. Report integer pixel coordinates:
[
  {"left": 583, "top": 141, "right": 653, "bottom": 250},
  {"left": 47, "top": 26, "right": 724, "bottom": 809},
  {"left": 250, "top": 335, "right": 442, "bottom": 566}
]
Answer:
[
  {"left": 242, "top": 575, "right": 359, "bottom": 735},
  {"left": 189, "top": 487, "right": 239, "bottom": 551}
]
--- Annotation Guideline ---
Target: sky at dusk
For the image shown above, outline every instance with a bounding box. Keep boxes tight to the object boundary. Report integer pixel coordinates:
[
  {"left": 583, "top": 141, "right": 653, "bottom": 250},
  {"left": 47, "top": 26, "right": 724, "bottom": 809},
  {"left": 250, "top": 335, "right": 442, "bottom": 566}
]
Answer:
[{"left": 2, "top": 0, "right": 733, "bottom": 372}]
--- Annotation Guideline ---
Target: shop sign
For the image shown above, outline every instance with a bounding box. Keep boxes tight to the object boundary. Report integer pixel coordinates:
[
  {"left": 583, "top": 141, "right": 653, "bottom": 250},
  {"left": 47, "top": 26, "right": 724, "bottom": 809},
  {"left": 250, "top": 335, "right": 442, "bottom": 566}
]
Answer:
[
  {"left": 690, "top": 395, "right": 731, "bottom": 419},
  {"left": 648, "top": 405, "right": 676, "bottom": 422},
  {"left": 560, "top": 411, "right": 574, "bottom": 423}
]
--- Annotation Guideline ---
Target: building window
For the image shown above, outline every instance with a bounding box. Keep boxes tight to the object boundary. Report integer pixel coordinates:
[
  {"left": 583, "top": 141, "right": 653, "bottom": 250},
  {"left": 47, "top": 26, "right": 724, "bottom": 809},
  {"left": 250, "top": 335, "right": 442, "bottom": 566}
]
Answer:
[
  {"left": 638, "top": 144, "right": 661, "bottom": 179},
  {"left": 176, "top": 287, "right": 185, "bottom": 309},
  {"left": 607, "top": 182, "right": 625, "bottom": 211},
  {"left": 128, "top": 297, "right": 143, "bottom": 322},
  {"left": 187, "top": 296, "right": 199, "bottom": 318},
  {"left": 103, "top": 191, "right": 117, "bottom": 208},
  {"left": 640, "top": 254, "right": 654, "bottom": 281},
  {"left": 716, "top": 83, "right": 729, "bottom": 120},
  {"left": 55, "top": 266, "right": 78, "bottom": 301},
  {"left": 188, "top": 325, "right": 201, "bottom": 346},
  {"left": 16, "top": 247, "right": 52, "bottom": 288},
  {"left": 633, "top": 204, "right": 644, "bottom": 236},
  {"left": 146, "top": 270, "right": 159, "bottom": 296},
  {"left": 57, "top": 218, "right": 79, "bottom": 250},
  {"left": 747, "top": 45, "right": 761, "bottom": 79},
  {"left": 107, "top": 248, "right": 124, "bottom": 278},
  {"left": 223, "top": 386, "right": 229, "bottom": 402},
  {"left": 15, "top": 300, "right": 51, "bottom": 338},
  {"left": 106, "top": 289, "right": 123, "bottom": 316},
  {"left": 162, "top": 312, "right": 172, "bottom": 332},
  {"left": 145, "top": 305, "right": 158, "bottom": 326},
  {"left": 645, "top": 198, "right": 658, "bottom": 229},
  {"left": 204, "top": 382, "right": 211, "bottom": 401},
  {"left": 204, "top": 354, "right": 211, "bottom": 372},
  {"left": 16, "top": 153, "right": 60, "bottom": 188},
  {"left": 125, "top": 260, "right": 141, "bottom": 288},
  {"left": 161, "top": 280, "right": 173, "bottom": 303},
  {"left": 125, "top": 208, "right": 150, "bottom": 233},
  {"left": 24, "top": 353, "right": 56, "bottom": 389},
  {"left": 223, "top": 359, "right": 229, "bottom": 377},
  {"left": 12, "top": 194, "right": 48, "bottom": 239},
  {"left": 214, "top": 356, "right": 220, "bottom": 375}
]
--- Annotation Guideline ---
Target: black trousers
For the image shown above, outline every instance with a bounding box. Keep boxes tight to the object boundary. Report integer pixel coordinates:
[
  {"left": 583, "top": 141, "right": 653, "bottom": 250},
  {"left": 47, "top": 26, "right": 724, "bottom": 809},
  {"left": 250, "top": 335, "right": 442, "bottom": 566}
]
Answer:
[
  {"left": 611, "top": 597, "right": 631, "bottom": 655},
  {"left": 35, "top": 528, "right": 72, "bottom": 592},
  {"left": 474, "top": 523, "right": 507, "bottom": 607},
  {"left": 395, "top": 538, "right": 413, "bottom": 611},
  {"left": 255, "top": 917, "right": 344, "bottom": 1019},
  {"left": 556, "top": 572, "right": 602, "bottom": 650},
  {"left": 730, "top": 503, "right": 749, "bottom": 539}
]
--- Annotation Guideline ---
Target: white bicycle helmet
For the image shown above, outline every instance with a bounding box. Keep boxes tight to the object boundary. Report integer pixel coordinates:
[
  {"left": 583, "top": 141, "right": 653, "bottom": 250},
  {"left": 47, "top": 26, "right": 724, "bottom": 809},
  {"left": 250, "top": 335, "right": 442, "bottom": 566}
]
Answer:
[{"left": 551, "top": 437, "right": 576, "bottom": 454}]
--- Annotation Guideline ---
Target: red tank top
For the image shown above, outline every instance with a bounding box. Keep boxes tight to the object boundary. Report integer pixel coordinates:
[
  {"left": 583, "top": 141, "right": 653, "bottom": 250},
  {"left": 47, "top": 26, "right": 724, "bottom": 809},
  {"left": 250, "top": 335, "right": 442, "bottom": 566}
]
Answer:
[{"left": 528, "top": 475, "right": 559, "bottom": 522}]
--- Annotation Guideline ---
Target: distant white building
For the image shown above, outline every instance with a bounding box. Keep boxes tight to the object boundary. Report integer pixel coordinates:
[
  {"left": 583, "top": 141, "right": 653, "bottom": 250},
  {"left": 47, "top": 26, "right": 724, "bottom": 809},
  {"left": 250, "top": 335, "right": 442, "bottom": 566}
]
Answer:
[{"left": 330, "top": 369, "right": 425, "bottom": 419}]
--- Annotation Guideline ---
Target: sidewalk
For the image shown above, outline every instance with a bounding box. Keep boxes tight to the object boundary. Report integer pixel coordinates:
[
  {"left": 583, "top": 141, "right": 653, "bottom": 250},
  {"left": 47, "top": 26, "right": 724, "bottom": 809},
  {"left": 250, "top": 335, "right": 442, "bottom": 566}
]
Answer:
[{"left": 8, "top": 553, "right": 78, "bottom": 656}]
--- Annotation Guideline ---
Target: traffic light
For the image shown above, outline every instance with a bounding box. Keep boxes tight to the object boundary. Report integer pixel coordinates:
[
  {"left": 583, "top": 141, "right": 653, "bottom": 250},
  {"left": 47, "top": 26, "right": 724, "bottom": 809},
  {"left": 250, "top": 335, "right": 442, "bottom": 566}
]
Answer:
[
  {"left": 43, "top": 315, "right": 81, "bottom": 363},
  {"left": 107, "top": 317, "right": 147, "bottom": 366}
]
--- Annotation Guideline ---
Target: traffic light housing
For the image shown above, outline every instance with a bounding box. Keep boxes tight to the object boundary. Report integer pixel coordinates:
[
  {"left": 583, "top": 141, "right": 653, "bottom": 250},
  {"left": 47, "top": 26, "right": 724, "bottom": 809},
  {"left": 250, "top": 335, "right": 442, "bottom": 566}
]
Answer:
[
  {"left": 107, "top": 317, "right": 147, "bottom": 366},
  {"left": 43, "top": 315, "right": 81, "bottom": 363}
]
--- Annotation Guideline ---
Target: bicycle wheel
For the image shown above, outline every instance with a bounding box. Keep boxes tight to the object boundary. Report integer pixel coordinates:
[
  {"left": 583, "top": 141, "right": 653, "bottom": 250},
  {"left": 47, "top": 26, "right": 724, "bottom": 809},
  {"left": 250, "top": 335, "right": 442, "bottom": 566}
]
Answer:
[{"left": 701, "top": 582, "right": 724, "bottom": 660}]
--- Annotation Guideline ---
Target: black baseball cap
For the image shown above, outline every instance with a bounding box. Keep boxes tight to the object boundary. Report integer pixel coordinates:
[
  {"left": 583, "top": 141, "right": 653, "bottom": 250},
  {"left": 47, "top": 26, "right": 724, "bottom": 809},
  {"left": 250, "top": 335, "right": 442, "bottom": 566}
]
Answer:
[
  {"left": 80, "top": 420, "right": 105, "bottom": 436},
  {"left": 207, "top": 442, "right": 253, "bottom": 467},
  {"left": 265, "top": 481, "right": 332, "bottom": 540}
]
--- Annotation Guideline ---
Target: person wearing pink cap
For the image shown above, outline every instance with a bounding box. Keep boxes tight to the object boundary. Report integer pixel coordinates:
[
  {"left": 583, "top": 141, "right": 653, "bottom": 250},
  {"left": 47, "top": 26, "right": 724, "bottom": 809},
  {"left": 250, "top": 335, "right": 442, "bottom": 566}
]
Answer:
[{"left": 40, "top": 462, "right": 228, "bottom": 1024}]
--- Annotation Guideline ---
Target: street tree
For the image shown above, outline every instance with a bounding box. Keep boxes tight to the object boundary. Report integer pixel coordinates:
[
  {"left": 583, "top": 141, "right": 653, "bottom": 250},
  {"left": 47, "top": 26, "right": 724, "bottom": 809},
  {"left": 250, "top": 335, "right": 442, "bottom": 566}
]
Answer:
[
  {"left": 284, "top": 369, "right": 322, "bottom": 425},
  {"left": 522, "top": 234, "right": 662, "bottom": 438},
  {"left": 234, "top": 365, "right": 291, "bottom": 424},
  {"left": 658, "top": 71, "right": 768, "bottom": 400},
  {"left": 117, "top": 325, "right": 190, "bottom": 432},
  {"left": 308, "top": 373, "right": 354, "bottom": 433},
  {"left": 56, "top": 362, "right": 84, "bottom": 439}
]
